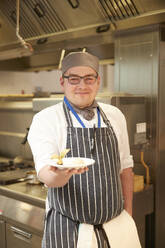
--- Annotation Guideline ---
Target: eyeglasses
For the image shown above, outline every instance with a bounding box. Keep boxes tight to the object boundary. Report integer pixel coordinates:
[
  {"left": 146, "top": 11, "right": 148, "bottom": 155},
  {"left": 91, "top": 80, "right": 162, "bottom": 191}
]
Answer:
[{"left": 63, "top": 74, "right": 98, "bottom": 85}]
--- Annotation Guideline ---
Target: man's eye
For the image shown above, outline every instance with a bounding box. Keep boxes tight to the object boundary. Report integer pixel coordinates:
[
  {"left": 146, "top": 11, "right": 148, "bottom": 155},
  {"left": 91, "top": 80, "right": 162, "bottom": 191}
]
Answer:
[
  {"left": 70, "top": 77, "right": 79, "bottom": 81},
  {"left": 85, "top": 76, "right": 94, "bottom": 81}
]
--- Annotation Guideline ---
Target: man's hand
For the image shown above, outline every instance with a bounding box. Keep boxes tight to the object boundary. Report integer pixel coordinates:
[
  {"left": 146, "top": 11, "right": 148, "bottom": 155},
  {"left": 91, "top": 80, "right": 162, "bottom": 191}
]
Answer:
[{"left": 38, "top": 165, "right": 88, "bottom": 188}]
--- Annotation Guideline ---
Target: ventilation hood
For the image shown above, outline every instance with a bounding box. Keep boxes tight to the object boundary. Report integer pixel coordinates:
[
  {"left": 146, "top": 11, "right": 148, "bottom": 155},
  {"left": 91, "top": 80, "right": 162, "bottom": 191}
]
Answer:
[{"left": 0, "top": 0, "right": 165, "bottom": 71}]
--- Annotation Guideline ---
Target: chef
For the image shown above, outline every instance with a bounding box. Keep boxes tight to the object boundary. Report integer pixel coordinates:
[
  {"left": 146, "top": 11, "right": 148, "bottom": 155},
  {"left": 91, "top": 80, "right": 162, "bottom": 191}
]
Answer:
[{"left": 28, "top": 51, "right": 141, "bottom": 248}]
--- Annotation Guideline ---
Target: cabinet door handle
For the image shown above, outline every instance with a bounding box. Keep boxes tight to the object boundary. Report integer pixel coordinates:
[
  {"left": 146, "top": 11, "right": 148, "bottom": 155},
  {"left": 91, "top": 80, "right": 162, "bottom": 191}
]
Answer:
[{"left": 11, "top": 226, "right": 32, "bottom": 239}]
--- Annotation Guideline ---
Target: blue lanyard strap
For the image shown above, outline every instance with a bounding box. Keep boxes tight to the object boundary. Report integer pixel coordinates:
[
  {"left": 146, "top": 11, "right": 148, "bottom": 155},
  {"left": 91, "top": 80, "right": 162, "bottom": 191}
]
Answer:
[
  {"left": 97, "top": 107, "right": 101, "bottom": 128},
  {"left": 64, "top": 96, "right": 101, "bottom": 128}
]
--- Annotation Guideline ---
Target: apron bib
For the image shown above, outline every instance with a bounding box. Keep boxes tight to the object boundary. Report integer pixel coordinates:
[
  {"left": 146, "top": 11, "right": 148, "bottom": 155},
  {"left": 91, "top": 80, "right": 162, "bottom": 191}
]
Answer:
[{"left": 42, "top": 98, "right": 123, "bottom": 248}]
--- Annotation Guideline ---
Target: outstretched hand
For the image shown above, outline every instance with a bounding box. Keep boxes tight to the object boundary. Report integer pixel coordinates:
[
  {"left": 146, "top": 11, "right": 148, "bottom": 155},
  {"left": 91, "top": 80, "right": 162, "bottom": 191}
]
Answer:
[
  {"left": 39, "top": 165, "right": 89, "bottom": 188},
  {"left": 49, "top": 166, "right": 88, "bottom": 175}
]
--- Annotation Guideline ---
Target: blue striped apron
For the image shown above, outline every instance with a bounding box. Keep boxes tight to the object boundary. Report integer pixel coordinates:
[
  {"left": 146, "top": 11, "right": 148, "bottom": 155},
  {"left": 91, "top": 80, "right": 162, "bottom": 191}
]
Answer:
[{"left": 42, "top": 98, "right": 123, "bottom": 248}]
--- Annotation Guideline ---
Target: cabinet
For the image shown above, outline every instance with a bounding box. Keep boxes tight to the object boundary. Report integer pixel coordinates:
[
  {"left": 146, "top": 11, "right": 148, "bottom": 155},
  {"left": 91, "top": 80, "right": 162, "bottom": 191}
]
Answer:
[
  {"left": 0, "top": 220, "right": 6, "bottom": 248},
  {"left": 0, "top": 220, "right": 42, "bottom": 248},
  {"left": 6, "top": 223, "right": 42, "bottom": 248},
  {"left": 0, "top": 194, "right": 44, "bottom": 248}
]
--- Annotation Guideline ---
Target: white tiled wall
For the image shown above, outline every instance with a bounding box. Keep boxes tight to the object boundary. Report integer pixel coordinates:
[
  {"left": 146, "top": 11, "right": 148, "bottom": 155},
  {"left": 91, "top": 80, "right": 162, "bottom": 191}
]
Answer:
[
  {"left": 0, "top": 65, "right": 114, "bottom": 94},
  {"left": 0, "top": 70, "right": 62, "bottom": 94}
]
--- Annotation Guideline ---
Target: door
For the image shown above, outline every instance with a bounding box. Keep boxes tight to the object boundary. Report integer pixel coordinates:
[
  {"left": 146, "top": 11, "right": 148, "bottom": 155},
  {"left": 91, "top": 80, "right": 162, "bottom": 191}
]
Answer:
[{"left": 6, "top": 223, "right": 42, "bottom": 248}]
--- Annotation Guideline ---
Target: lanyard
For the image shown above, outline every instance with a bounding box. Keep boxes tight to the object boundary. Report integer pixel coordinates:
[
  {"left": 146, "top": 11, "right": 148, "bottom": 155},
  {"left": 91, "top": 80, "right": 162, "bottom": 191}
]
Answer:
[{"left": 64, "top": 96, "right": 101, "bottom": 128}]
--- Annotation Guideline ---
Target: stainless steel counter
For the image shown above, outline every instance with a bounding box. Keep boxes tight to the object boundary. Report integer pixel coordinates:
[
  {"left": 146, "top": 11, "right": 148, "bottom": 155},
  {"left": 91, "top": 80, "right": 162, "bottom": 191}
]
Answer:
[
  {"left": 0, "top": 181, "right": 47, "bottom": 208},
  {"left": 0, "top": 182, "right": 47, "bottom": 236},
  {"left": 0, "top": 194, "right": 45, "bottom": 235}
]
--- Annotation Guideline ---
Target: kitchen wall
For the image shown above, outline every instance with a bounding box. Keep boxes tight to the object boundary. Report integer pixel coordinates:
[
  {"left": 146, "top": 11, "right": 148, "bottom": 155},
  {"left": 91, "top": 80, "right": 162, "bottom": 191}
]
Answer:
[{"left": 0, "top": 64, "right": 114, "bottom": 94}]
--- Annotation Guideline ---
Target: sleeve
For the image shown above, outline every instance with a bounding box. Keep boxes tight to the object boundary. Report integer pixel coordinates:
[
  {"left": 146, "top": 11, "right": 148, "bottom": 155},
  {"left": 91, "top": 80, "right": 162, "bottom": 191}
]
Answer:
[
  {"left": 117, "top": 111, "right": 134, "bottom": 172},
  {"left": 27, "top": 113, "right": 59, "bottom": 175},
  {"left": 102, "top": 103, "right": 134, "bottom": 172}
]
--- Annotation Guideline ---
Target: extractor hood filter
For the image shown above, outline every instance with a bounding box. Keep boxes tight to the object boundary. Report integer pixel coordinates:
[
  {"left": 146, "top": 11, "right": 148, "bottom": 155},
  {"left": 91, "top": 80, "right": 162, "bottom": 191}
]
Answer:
[
  {"left": 0, "top": 0, "right": 140, "bottom": 41},
  {"left": 98, "top": 0, "right": 139, "bottom": 22},
  {"left": 0, "top": 0, "right": 67, "bottom": 40}
]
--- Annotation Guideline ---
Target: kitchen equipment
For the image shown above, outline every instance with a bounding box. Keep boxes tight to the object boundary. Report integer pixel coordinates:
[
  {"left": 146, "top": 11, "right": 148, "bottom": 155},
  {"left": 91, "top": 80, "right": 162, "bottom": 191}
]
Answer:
[
  {"left": 26, "top": 170, "right": 41, "bottom": 185},
  {"left": 13, "top": 155, "right": 24, "bottom": 164},
  {"left": 0, "top": 158, "right": 34, "bottom": 185}
]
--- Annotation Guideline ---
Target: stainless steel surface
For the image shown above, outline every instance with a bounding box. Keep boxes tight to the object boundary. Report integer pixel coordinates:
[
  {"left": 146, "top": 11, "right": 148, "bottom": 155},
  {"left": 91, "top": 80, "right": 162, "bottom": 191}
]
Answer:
[
  {"left": 0, "top": 185, "right": 44, "bottom": 246},
  {"left": 0, "top": 183, "right": 45, "bottom": 248},
  {"left": 0, "top": 194, "right": 45, "bottom": 234},
  {"left": 0, "top": 169, "right": 34, "bottom": 185},
  {"left": 0, "top": 219, "right": 6, "bottom": 248},
  {"left": 32, "top": 95, "right": 64, "bottom": 112},
  {"left": 111, "top": 96, "right": 147, "bottom": 148},
  {"left": 114, "top": 25, "right": 159, "bottom": 178},
  {"left": 0, "top": 100, "right": 33, "bottom": 159},
  {"left": 10, "top": 226, "right": 32, "bottom": 239},
  {"left": 114, "top": 24, "right": 165, "bottom": 248},
  {"left": 0, "top": 0, "right": 140, "bottom": 42},
  {"left": 0, "top": 101, "right": 32, "bottom": 110},
  {"left": 0, "top": 1, "right": 165, "bottom": 70},
  {"left": 6, "top": 223, "right": 42, "bottom": 248},
  {"left": 155, "top": 39, "right": 165, "bottom": 248},
  {"left": 0, "top": 181, "right": 46, "bottom": 208}
]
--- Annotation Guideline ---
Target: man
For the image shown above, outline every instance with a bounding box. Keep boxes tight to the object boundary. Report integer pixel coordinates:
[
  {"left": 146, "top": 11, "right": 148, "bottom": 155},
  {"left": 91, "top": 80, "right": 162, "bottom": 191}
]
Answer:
[{"left": 28, "top": 52, "right": 141, "bottom": 248}]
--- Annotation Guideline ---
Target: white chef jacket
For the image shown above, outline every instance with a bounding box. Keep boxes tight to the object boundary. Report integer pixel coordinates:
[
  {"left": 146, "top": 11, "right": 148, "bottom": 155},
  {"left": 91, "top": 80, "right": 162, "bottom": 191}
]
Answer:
[{"left": 28, "top": 101, "right": 133, "bottom": 175}]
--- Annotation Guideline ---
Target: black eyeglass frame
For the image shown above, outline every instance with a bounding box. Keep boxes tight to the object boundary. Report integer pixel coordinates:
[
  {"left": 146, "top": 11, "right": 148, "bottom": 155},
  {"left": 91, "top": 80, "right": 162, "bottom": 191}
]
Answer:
[{"left": 62, "top": 73, "right": 98, "bottom": 85}]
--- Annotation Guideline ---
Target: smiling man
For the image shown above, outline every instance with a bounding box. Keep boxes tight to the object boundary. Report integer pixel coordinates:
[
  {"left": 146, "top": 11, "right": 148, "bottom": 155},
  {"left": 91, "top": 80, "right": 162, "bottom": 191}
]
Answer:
[
  {"left": 61, "top": 66, "right": 100, "bottom": 108},
  {"left": 28, "top": 52, "right": 141, "bottom": 248}
]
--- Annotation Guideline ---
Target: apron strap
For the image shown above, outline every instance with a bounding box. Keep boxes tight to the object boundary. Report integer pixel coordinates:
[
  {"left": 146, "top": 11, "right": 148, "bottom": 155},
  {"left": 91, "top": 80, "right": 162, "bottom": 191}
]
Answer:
[
  {"left": 63, "top": 101, "right": 73, "bottom": 127},
  {"left": 94, "top": 224, "right": 111, "bottom": 248},
  {"left": 99, "top": 106, "right": 121, "bottom": 170},
  {"left": 63, "top": 100, "right": 117, "bottom": 150},
  {"left": 99, "top": 107, "right": 111, "bottom": 127},
  {"left": 99, "top": 107, "right": 117, "bottom": 136},
  {"left": 64, "top": 96, "right": 101, "bottom": 128}
]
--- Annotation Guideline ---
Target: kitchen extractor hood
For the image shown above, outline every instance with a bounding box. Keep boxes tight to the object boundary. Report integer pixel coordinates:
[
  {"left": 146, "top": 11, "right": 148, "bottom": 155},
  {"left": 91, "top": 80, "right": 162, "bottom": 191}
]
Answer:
[{"left": 0, "top": 0, "right": 165, "bottom": 71}]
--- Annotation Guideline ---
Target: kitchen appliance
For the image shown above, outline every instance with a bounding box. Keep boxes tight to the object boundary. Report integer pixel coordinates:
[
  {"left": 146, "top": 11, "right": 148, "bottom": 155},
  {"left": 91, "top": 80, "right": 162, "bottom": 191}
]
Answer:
[{"left": 0, "top": 158, "right": 34, "bottom": 185}]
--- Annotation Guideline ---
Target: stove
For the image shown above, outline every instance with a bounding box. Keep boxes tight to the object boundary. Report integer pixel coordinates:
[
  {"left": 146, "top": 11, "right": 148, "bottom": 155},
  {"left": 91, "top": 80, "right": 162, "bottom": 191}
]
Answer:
[{"left": 0, "top": 158, "right": 34, "bottom": 185}]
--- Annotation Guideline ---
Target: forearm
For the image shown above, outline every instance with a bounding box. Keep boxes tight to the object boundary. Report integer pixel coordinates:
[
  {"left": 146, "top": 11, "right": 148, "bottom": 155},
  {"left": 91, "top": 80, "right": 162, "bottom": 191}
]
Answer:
[{"left": 120, "top": 167, "right": 134, "bottom": 216}]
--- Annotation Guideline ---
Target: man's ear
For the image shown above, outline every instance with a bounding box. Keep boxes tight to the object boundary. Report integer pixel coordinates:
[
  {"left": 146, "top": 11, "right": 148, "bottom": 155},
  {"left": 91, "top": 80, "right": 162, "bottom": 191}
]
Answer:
[
  {"left": 60, "top": 76, "right": 64, "bottom": 87},
  {"left": 97, "top": 75, "right": 101, "bottom": 87}
]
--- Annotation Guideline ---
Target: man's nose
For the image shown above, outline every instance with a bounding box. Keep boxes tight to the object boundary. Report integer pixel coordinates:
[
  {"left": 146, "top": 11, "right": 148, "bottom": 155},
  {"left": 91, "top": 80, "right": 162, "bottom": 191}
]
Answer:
[{"left": 78, "top": 78, "right": 87, "bottom": 87}]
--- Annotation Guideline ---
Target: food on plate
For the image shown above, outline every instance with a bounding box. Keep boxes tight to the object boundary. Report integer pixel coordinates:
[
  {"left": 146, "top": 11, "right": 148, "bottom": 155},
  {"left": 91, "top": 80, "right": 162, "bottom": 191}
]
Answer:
[
  {"left": 66, "top": 158, "right": 85, "bottom": 166},
  {"left": 51, "top": 149, "right": 70, "bottom": 165}
]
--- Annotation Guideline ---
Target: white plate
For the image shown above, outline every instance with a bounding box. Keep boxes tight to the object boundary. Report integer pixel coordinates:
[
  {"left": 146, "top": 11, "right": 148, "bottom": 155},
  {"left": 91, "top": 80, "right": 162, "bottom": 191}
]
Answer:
[{"left": 49, "top": 157, "right": 95, "bottom": 169}]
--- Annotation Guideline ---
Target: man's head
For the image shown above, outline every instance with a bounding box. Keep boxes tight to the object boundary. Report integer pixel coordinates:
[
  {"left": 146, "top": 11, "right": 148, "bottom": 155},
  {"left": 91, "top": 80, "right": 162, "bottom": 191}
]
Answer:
[{"left": 60, "top": 52, "right": 100, "bottom": 108}]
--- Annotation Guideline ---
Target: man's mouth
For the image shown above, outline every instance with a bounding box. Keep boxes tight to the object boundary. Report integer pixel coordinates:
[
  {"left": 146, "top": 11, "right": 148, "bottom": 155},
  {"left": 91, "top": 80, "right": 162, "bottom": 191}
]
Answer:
[{"left": 75, "top": 92, "right": 90, "bottom": 94}]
